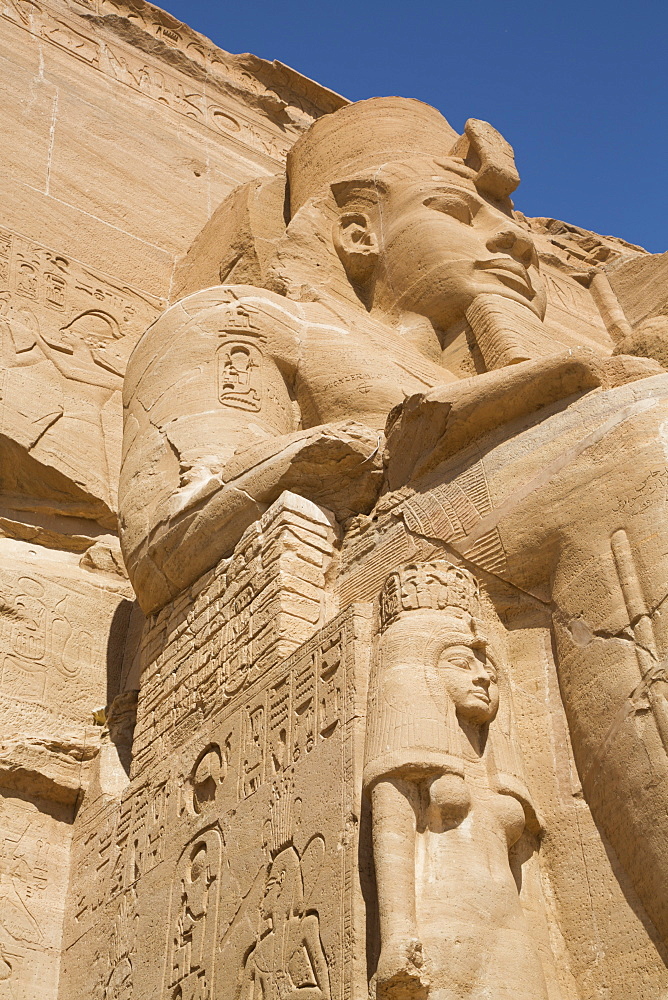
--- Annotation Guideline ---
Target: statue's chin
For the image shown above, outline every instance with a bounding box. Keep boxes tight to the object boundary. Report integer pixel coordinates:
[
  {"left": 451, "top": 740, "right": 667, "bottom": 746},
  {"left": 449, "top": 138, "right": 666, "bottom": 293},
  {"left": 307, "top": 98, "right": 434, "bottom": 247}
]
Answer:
[{"left": 457, "top": 701, "right": 497, "bottom": 726}]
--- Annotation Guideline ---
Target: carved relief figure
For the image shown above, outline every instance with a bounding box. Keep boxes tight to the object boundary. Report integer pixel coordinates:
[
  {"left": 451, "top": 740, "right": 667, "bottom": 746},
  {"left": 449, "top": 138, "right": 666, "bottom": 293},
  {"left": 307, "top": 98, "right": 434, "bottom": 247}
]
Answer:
[
  {"left": 241, "top": 843, "right": 330, "bottom": 1000},
  {"left": 218, "top": 777, "right": 330, "bottom": 1000},
  {"left": 101, "top": 888, "right": 137, "bottom": 1000},
  {"left": 174, "top": 847, "right": 213, "bottom": 984},
  {"left": 122, "top": 97, "right": 668, "bottom": 949},
  {"left": 167, "top": 828, "right": 222, "bottom": 1000},
  {"left": 0, "top": 226, "right": 161, "bottom": 517},
  {"left": 0, "top": 951, "right": 13, "bottom": 1000},
  {"left": 364, "top": 561, "right": 547, "bottom": 999},
  {"left": 0, "top": 817, "right": 48, "bottom": 997}
]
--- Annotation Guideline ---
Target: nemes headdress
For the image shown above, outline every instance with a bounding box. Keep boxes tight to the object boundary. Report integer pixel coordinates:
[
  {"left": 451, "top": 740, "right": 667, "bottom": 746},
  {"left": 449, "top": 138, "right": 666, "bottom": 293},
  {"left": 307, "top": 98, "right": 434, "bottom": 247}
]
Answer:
[
  {"left": 287, "top": 96, "right": 520, "bottom": 215},
  {"left": 173, "top": 97, "right": 521, "bottom": 298}
]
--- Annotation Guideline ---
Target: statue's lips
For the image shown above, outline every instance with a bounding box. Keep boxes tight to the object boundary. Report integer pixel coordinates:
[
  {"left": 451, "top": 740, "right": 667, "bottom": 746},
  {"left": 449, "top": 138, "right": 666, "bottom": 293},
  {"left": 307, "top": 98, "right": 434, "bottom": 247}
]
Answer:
[{"left": 474, "top": 257, "right": 534, "bottom": 298}]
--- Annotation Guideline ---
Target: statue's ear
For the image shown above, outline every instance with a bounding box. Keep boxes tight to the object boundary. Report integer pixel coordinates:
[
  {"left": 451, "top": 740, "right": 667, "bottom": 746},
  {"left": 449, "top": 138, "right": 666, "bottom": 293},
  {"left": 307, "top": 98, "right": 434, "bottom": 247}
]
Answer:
[
  {"left": 331, "top": 178, "right": 381, "bottom": 286},
  {"left": 333, "top": 211, "right": 379, "bottom": 283}
]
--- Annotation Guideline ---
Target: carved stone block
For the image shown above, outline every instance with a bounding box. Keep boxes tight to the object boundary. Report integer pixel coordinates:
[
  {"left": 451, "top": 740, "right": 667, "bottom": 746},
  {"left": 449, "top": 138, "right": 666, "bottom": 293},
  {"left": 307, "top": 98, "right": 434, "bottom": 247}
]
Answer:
[{"left": 59, "top": 599, "right": 373, "bottom": 1000}]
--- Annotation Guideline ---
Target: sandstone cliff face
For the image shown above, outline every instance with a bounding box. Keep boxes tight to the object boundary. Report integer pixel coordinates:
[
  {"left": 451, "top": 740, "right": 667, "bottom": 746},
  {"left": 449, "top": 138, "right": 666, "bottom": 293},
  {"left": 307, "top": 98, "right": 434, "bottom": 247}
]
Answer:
[
  {"left": 3, "top": 5, "right": 668, "bottom": 1000},
  {"left": 0, "top": 3, "right": 342, "bottom": 994}
]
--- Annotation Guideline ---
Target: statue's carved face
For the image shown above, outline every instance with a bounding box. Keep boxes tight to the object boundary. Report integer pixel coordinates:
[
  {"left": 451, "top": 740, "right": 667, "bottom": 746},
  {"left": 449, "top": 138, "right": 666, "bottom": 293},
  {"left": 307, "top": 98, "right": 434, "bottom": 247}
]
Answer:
[
  {"left": 370, "top": 160, "right": 546, "bottom": 330},
  {"left": 439, "top": 640, "right": 499, "bottom": 725}
]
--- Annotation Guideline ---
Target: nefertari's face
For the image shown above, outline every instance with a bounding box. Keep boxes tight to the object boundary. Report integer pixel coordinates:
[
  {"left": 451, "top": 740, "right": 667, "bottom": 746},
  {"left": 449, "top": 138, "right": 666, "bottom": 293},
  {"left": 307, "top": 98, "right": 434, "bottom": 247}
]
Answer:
[{"left": 439, "top": 639, "right": 499, "bottom": 725}]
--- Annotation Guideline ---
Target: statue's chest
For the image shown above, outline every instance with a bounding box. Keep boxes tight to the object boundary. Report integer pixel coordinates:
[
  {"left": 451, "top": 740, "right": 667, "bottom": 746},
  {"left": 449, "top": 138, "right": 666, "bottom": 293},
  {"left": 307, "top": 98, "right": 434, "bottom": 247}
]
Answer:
[{"left": 296, "top": 325, "right": 452, "bottom": 429}]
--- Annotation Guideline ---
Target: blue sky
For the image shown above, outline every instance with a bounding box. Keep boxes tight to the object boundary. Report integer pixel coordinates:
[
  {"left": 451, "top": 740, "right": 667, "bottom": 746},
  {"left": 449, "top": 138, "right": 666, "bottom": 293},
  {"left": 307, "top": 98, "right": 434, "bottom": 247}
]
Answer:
[{"left": 165, "top": 0, "right": 667, "bottom": 253}]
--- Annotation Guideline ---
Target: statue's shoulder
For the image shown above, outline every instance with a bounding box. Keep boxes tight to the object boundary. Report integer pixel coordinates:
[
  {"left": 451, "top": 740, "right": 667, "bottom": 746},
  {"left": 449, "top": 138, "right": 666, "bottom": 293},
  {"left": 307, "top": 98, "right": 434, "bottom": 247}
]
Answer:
[
  {"left": 142, "top": 284, "right": 306, "bottom": 342},
  {"left": 126, "top": 285, "right": 305, "bottom": 399},
  {"left": 176, "top": 282, "right": 303, "bottom": 314}
]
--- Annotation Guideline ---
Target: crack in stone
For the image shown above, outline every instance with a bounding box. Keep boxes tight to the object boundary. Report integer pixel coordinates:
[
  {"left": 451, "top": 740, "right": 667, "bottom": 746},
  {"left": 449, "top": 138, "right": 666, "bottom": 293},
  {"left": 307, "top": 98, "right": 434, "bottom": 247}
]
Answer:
[{"left": 399, "top": 516, "right": 550, "bottom": 609}]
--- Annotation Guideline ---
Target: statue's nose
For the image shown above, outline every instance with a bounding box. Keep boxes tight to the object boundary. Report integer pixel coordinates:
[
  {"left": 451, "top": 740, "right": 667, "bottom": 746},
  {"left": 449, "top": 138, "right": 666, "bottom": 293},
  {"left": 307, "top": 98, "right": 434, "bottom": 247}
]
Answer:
[
  {"left": 471, "top": 662, "right": 490, "bottom": 688},
  {"left": 486, "top": 228, "right": 535, "bottom": 268}
]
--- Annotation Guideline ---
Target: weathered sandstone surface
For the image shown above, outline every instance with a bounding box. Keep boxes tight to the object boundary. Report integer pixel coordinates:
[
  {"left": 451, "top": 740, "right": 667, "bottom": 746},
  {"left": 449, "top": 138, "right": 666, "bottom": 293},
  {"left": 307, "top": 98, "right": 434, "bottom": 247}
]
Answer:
[{"left": 2, "top": 3, "right": 668, "bottom": 999}]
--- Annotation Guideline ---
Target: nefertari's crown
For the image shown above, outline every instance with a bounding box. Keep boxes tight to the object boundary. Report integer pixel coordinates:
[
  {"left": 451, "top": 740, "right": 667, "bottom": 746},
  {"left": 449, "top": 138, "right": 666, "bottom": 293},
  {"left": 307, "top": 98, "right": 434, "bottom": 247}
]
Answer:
[{"left": 380, "top": 560, "right": 480, "bottom": 629}]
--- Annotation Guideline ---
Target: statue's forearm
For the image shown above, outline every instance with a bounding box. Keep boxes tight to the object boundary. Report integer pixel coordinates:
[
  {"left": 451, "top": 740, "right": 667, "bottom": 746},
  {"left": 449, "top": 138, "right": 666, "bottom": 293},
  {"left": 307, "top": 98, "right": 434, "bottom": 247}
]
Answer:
[
  {"left": 386, "top": 347, "right": 663, "bottom": 489},
  {"left": 130, "top": 421, "right": 383, "bottom": 614},
  {"left": 371, "top": 778, "right": 420, "bottom": 944}
]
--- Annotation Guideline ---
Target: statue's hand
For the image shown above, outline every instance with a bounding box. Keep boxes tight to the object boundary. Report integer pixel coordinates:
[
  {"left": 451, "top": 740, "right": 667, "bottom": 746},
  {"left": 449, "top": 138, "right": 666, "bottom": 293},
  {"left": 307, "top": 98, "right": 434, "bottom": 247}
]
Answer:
[
  {"left": 168, "top": 420, "right": 383, "bottom": 524},
  {"left": 384, "top": 346, "right": 656, "bottom": 490},
  {"left": 216, "top": 418, "right": 384, "bottom": 524},
  {"left": 376, "top": 938, "right": 430, "bottom": 1000},
  {"left": 274, "top": 420, "right": 384, "bottom": 521},
  {"left": 135, "top": 420, "right": 384, "bottom": 613}
]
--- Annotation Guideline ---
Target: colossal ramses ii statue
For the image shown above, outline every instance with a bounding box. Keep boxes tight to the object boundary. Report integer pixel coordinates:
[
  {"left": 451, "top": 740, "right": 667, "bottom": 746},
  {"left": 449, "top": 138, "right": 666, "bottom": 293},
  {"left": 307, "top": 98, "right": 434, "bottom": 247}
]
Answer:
[{"left": 119, "top": 97, "right": 668, "bottom": 993}]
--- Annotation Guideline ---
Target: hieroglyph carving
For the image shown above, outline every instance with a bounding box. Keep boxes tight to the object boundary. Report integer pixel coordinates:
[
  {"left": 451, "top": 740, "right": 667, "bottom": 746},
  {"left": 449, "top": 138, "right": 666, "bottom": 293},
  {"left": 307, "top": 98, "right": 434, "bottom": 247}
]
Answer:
[
  {"left": 0, "top": 576, "right": 94, "bottom": 702},
  {"left": 0, "top": 226, "right": 162, "bottom": 376},
  {"left": 131, "top": 493, "right": 337, "bottom": 769},
  {"left": 60, "top": 601, "right": 368, "bottom": 1000},
  {"left": 1, "top": 578, "right": 50, "bottom": 703},
  {"left": 191, "top": 745, "right": 227, "bottom": 816},
  {"left": 83, "top": 0, "right": 344, "bottom": 119},
  {"left": 217, "top": 304, "right": 264, "bottom": 412},
  {"left": 166, "top": 827, "right": 222, "bottom": 1000},
  {"left": 2, "top": 0, "right": 306, "bottom": 160},
  {"left": 219, "top": 345, "right": 261, "bottom": 409},
  {"left": 0, "top": 225, "right": 163, "bottom": 509},
  {"left": 237, "top": 625, "right": 344, "bottom": 802}
]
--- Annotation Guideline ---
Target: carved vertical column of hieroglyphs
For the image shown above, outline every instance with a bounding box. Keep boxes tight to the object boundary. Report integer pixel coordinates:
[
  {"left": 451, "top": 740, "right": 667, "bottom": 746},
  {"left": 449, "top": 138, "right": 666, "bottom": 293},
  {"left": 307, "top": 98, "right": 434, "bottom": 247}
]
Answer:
[{"left": 130, "top": 491, "right": 341, "bottom": 771}]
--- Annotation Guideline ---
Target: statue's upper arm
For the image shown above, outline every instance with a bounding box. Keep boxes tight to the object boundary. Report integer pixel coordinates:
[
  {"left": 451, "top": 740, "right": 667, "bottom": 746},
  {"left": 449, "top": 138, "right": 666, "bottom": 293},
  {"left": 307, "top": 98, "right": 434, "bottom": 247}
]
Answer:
[
  {"left": 120, "top": 286, "right": 303, "bottom": 566},
  {"left": 123, "top": 285, "right": 302, "bottom": 459}
]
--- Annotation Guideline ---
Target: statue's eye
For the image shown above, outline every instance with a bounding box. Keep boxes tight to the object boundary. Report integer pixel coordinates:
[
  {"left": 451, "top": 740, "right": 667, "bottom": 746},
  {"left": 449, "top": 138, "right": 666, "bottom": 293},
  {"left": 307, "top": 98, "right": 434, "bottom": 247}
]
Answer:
[
  {"left": 424, "top": 194, "right": 473, "bottom": 225},
  {"left": 447, "top": 656, "right": 472, "bottom": 669}
]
